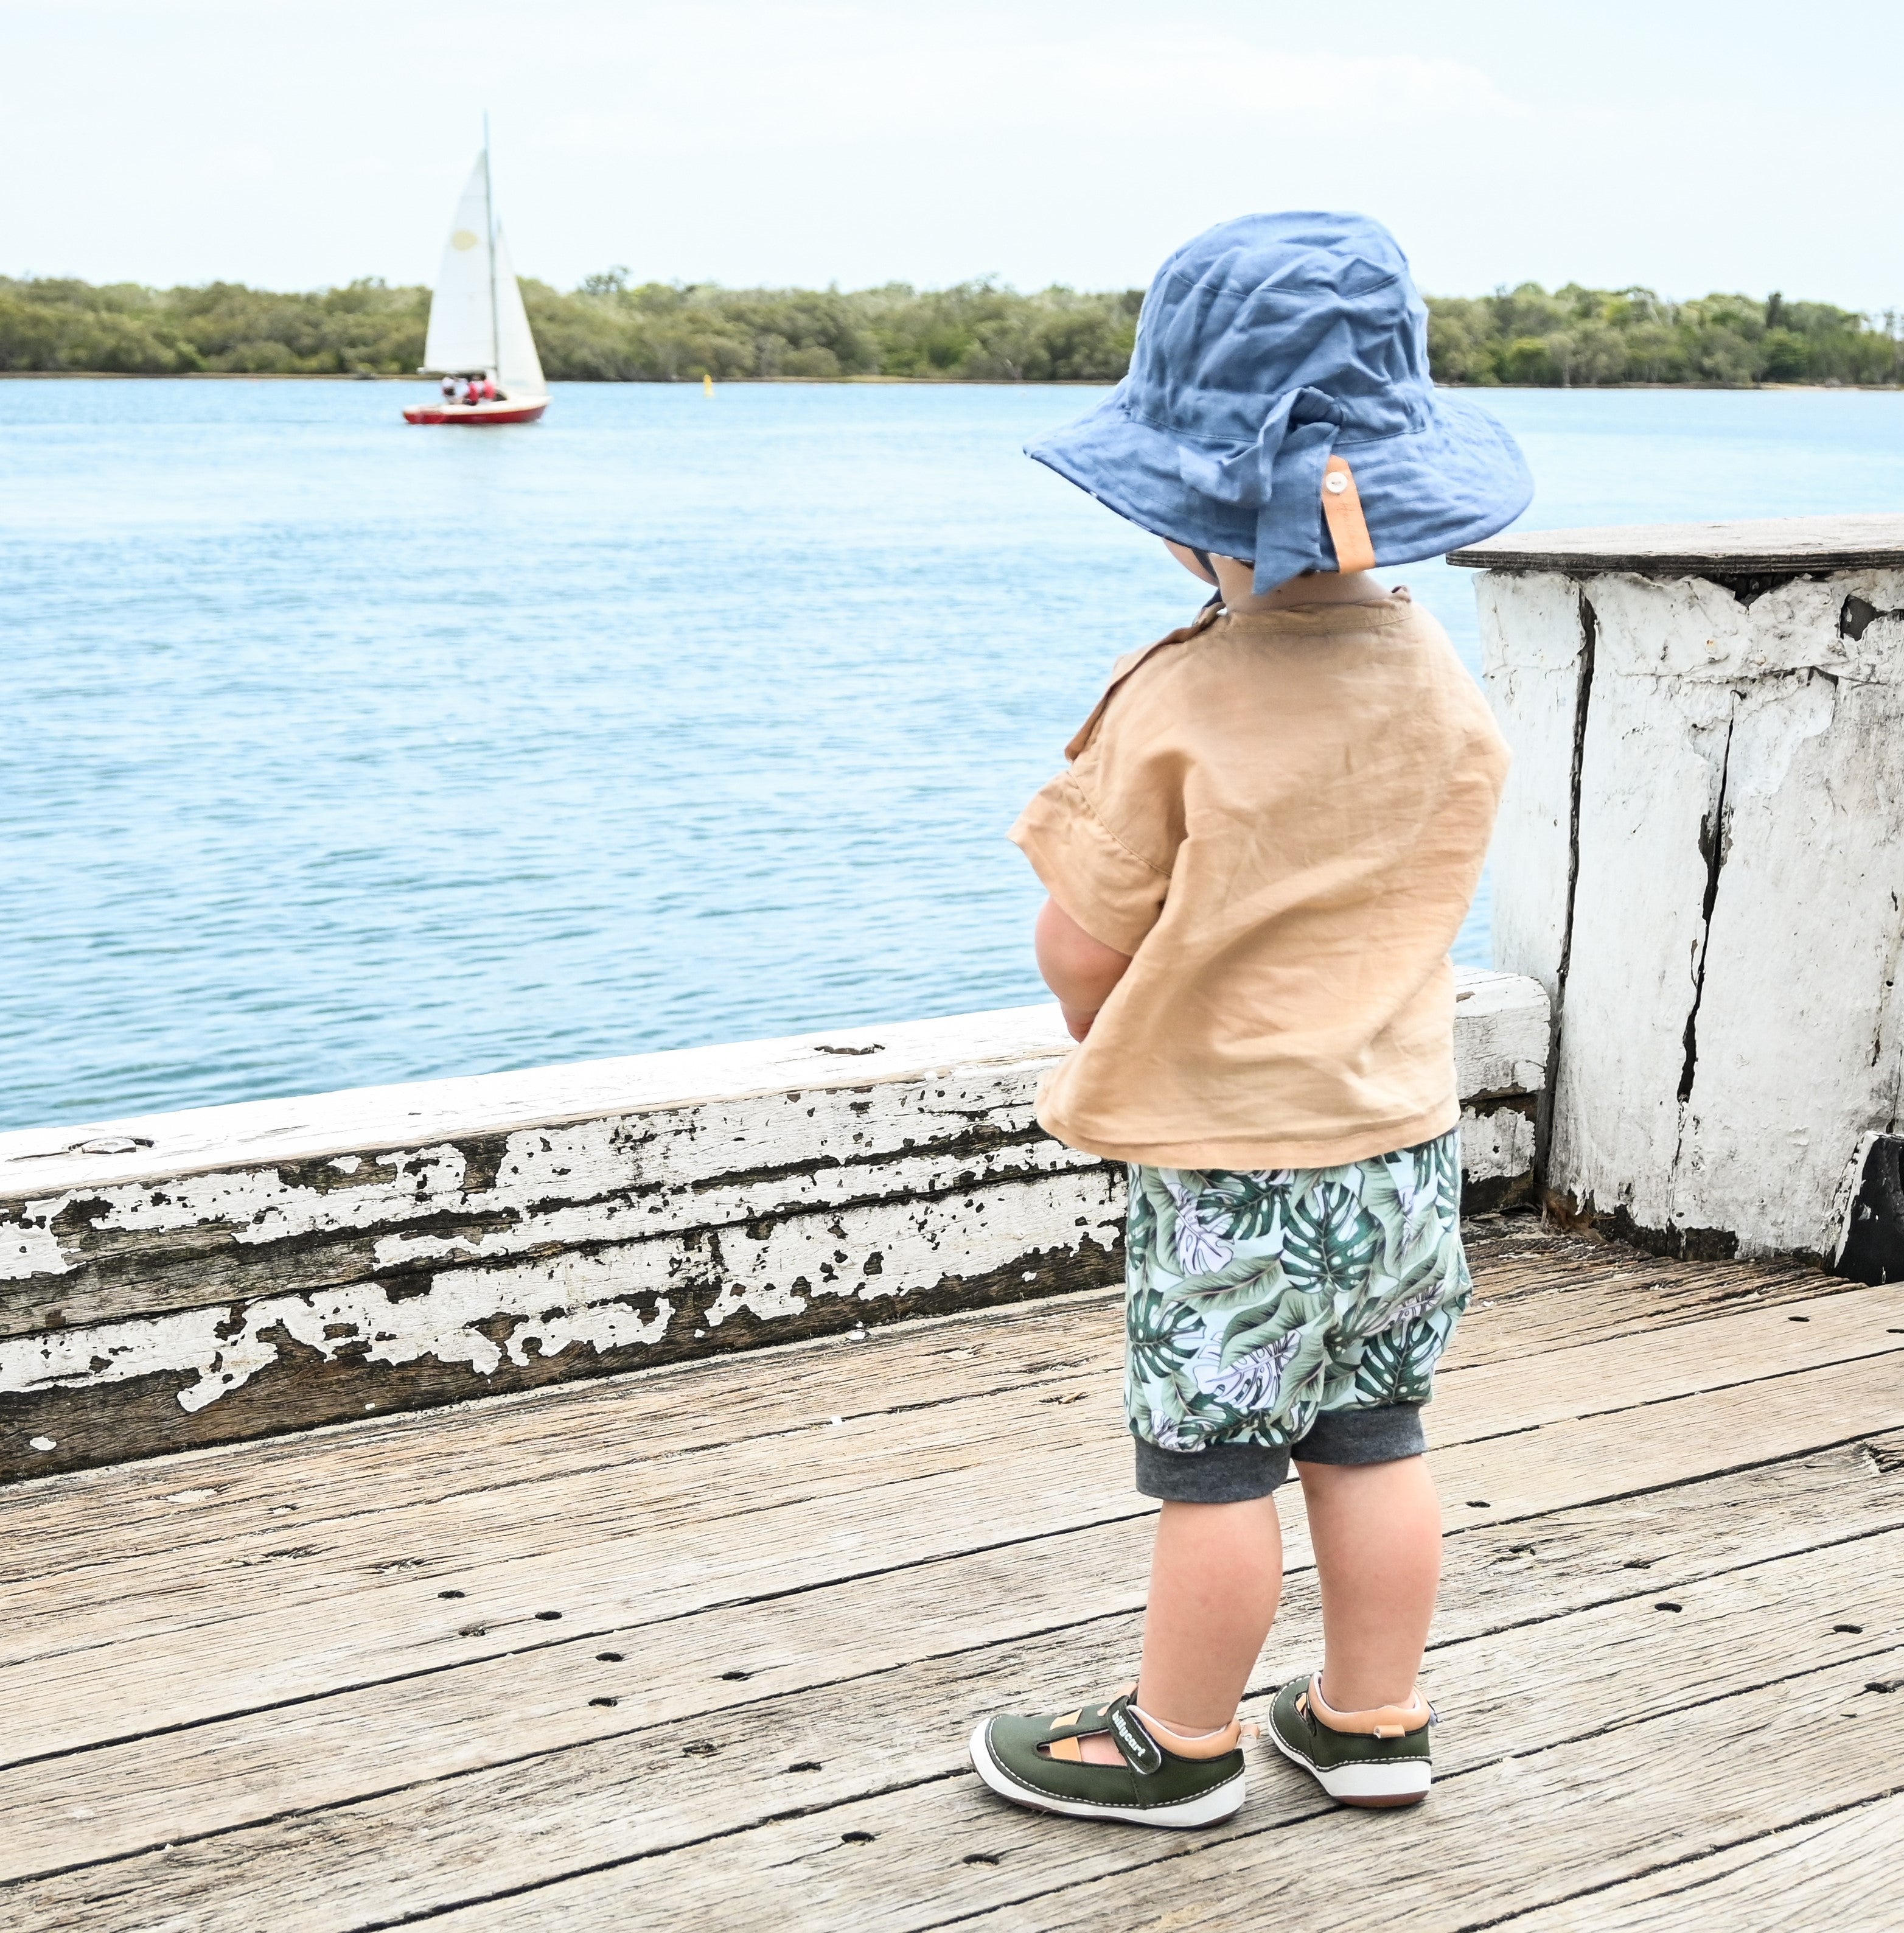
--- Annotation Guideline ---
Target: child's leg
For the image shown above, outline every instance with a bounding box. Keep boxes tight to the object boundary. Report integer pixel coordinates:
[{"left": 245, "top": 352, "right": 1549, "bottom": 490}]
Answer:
[
  {"left": 1140, "top": 1495, "right": 1284, "bottom": 1721},
  {"left": 1076, "top": 1493, "right": 1282, "bottom": 1766},
  {"left": 1295, "top": 1453, "right": 1441, "bottom": 1710}
]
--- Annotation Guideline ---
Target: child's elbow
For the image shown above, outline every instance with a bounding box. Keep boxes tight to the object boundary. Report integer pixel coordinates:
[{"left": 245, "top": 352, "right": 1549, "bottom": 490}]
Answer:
[{"left": 1034, "top": 897, "right": 1132, "bottom": 1015}]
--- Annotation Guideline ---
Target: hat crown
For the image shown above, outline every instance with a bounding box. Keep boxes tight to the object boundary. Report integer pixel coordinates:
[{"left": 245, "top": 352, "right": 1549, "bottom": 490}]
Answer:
[{"left": 1128, "top": 212, "right": 1431, "bottom": 446}]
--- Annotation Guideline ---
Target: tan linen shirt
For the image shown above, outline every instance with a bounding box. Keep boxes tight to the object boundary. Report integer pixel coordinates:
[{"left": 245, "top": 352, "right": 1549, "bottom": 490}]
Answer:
[{"left": 1010, "top": 591, "right": 1510, "bottom": 1170}]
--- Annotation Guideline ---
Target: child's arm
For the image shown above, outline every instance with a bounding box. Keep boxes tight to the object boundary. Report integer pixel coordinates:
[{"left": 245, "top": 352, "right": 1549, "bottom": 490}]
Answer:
[{"left": 1035, "top": 898, "right": 1132, "bottom": 1041}]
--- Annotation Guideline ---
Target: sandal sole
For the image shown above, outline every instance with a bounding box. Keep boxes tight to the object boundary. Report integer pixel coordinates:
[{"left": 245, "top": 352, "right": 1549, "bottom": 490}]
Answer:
[
  {"left": 968, "top": 1722, "right": 1246, "bottom": 1829},
  {"left": 1267, "top": 1719, "right": 1431, "bottom": 1806}
]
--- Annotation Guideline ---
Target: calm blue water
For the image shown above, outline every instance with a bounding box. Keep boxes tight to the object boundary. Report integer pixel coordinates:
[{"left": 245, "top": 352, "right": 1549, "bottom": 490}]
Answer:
[{"left": 9, "top": 379, "right": 1904, "bottom": 1132}]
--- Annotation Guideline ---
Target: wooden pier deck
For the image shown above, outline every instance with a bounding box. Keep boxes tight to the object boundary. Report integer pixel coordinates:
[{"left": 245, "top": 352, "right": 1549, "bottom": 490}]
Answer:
[{"left": 2, "top": 1218, "right": 1900, "bottom": 1932}]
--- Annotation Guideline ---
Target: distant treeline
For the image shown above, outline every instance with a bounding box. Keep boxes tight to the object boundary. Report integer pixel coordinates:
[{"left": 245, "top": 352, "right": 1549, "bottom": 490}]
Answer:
[
  {"left": 1428, "top": 285, "right": 1904, "bottom": 388},
  {"left": 5, "top": 271, "right": 1903, "bottom": 387}
]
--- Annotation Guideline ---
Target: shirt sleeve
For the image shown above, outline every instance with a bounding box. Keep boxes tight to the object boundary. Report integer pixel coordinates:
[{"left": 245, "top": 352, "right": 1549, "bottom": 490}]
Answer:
[{"left": 1008, "top": 669, "right": 1188, "bottom": 958}]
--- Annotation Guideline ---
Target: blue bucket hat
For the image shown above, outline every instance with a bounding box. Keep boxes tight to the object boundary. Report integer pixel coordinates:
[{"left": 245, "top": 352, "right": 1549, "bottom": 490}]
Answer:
[{"left": 1027, "top": 212, "right": 1532, "bottom": 592}]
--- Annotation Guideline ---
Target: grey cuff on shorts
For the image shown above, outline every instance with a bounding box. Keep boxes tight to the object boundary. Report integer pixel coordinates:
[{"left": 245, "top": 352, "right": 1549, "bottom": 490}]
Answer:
[
  {"left": 1294, "top": 1403, "right": 1428, "bottom": 1467},
  {"left": 1132, "top": 1405, "right": 1428, "bottom": 1504},
  {"left": 1134, "top": 1436, "right": 1292, "bottom": 1502}
]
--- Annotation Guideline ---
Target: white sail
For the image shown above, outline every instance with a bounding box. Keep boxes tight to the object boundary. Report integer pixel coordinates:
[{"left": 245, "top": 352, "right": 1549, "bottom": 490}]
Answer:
[
  {"left": 490, "top": 225, "right": 547, "bottom": 397},
  {"left": 421, "top": 153, "right": 498, "bottom": 374}
]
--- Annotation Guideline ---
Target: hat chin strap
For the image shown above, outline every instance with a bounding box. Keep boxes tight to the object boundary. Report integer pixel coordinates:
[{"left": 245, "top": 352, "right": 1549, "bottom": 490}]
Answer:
[{"left": 1320, "top": 456, "right": 1375, "bottom": 572}]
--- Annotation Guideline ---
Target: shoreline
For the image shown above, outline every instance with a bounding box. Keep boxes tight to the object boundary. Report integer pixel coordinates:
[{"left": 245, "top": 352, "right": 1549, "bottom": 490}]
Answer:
[{"left": 1, "top": 370, "right": 1899, "bottom": 393}]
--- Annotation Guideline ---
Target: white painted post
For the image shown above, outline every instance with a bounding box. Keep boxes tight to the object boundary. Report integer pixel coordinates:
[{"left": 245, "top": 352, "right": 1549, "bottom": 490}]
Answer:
[{"left": 1456, "top": 516, "right": 1904, "bottom": 1259}]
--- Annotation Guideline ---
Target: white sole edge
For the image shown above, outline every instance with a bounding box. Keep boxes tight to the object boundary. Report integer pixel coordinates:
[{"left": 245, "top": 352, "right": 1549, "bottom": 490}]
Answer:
[
  {"left": 967, "top": 1721, "right": 1246, "bottom": 1829},
  {"left": 1268, "top": 1719, "right": 1432, "bottom": 1800}
]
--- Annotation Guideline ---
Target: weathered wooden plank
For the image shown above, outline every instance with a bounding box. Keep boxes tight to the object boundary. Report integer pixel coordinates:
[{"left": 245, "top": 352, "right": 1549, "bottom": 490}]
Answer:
[
  {"left": 2, "top": 1071, "right": 1094, "bottom": 1336},
  {"left": 0, "top": 1164, "right": 1126, "bottom": 1478},
  {"left": 1431, "top": 1278, "right": 1904, "bottom": 1444},
  {"left": 953, "top": 1651, "right": 1904, "bottom": 1933},
  {"left": 74, "top": 1543, "right": 1897, "bottom": 1933},
  {"left": 0, "top": 982, "right": 1548, "bottom": 1480},
  {"left": 3, "top": 1419, "right": 1895, "bottom": 1896},
  {"left": 9, "top": 987, "right": 1554, "bottom": 1200},
  {"left": 1501, "top": 1789, "right": 1904, "bottom": 1932},
  {"left": 0, "top": 1265, "right": 1884, "bottom": 1685},
  {"left": 1457, "top": 1226, "right": 1826, "bottom": 1357},
  {"left": 2, "top": 985, "right": 1544, "bottom": 1301},
  {"left": 1449, "top": 512, "right": 1904, "bottom": 575},
  {"left": 1, "top": 1297, "right": 1896, "bottom": 1786},
  {"left": 0, "top": 1223, "right": 1821, "bottom": 1593}
]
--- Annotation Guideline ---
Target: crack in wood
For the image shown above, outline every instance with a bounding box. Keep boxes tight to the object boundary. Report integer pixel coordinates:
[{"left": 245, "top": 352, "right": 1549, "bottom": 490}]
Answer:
[
  {"left": 1454, "top": 1785, "right": 1904, "bottom": 1932},
  {"left": 1543, "top": 590, "right": 1599, "bottom": 1178},
  {"left": 1678, "top": 709, "right": 1736, "bottom": 1105}
]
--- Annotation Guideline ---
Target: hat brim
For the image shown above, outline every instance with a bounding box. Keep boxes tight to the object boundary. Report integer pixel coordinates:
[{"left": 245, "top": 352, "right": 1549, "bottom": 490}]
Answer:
[{"left": 1026, "top": 387, "right": 1533, "bottom": 570}]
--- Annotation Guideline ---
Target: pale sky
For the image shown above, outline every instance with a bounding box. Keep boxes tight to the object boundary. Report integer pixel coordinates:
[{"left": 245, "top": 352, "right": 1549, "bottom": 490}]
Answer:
[{"left": 11, "top": 0, "right": 1902, "bottom": 310}]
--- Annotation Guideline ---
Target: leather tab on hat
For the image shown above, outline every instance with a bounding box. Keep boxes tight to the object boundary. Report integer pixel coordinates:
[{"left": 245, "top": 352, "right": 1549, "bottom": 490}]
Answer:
[{"left": 1320, "top": 455, "right": 1376, "bottom": 573}]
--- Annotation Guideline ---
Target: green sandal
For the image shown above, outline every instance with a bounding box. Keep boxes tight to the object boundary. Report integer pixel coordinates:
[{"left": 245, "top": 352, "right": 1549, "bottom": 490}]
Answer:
[
  {"left": 969, "top": 1686, "right": 1250, "bottom": 1828},
  {"left": 1267, "top": 1673, "right": 1434, "bottom": 1807}
]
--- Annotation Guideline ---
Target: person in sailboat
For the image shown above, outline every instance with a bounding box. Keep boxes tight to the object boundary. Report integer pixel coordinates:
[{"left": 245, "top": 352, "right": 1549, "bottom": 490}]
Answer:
[{"left": 404, "top": 142, "right": 551, "bottom": 425}]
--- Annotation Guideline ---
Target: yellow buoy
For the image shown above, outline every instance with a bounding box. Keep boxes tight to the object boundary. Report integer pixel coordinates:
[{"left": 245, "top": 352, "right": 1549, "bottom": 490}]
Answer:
[{"left": 703, "top": 372, "right": 714, "bottom": 396}]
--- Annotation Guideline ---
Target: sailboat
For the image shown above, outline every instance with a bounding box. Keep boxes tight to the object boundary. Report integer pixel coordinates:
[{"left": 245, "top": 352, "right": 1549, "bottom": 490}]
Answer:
[{"left": 403, "top": 129, "right": 549, "bottom": 426}]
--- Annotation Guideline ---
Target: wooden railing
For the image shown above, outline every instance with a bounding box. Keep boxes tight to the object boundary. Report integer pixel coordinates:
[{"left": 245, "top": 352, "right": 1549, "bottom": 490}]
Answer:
[{"left": 0, "top": 975, "right": 1547, "bottom": 1480}]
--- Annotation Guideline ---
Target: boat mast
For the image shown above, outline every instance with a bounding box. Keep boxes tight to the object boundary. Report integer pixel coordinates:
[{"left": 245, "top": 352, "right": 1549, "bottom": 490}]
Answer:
[{"left": 482, "top": 112, "right": 500, "bottom": 380}]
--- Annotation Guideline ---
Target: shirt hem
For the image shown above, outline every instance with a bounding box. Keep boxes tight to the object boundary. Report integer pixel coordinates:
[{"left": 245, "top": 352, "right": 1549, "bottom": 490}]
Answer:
[{"left": 1036, "top": 1100, "right": 1464, "bottom": 1172}]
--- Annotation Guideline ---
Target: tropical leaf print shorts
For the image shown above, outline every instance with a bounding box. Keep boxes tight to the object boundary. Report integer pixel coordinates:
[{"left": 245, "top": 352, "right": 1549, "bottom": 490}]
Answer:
[{"left": 1125, "top": 1128, "right": 1470, "bottom": 1502}]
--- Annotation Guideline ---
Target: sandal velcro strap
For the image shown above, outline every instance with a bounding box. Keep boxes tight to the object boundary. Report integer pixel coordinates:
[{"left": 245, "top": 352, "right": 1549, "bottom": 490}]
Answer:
[
  {"left": 1039, "top": 1687, "right": 1246, "bottom": 1774},
  {"left": 1303, "top": 1674, "right": 1431, "bottom": 1740},
  {"left": 1107, "top": 1696, "right": 1164, "bottom": 1774},
  {"left": 1110, "top": 1693, "right": 1247, "bottom": 1769}
]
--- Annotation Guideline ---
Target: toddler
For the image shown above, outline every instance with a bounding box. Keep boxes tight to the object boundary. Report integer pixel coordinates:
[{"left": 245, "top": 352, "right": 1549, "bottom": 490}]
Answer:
[{"left": 968, "top": 211, "right": 1529, "bottom": 1824}]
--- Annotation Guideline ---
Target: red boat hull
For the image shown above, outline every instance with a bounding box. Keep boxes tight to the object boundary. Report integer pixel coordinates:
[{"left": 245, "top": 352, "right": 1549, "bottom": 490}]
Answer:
[{"left": 403, "top": 398, "right": 548, "bottom": 426}]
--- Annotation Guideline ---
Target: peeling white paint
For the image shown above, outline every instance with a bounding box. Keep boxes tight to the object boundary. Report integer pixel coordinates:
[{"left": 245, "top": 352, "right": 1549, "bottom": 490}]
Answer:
[
  {"left": 0, "top": 1006, "right": 1079, "bottom": 1194},
  {"left": 0, "top": 1246, "right": 677, "bottom": 1413},
  {"left": 10, "top": 1144, "right": 469, "bottom": 1272},
  {"left": 699, "top": 1167, "right": 1124, "bottom": 1331},
  {"left": 2, "top": 1219, "right": 68, "bottom": 1284},
  {"left": 1482, "top": 556, "right": 1904, "bottom": 1254},
  {"left": 1459, "top": 1106, "right": 1536, "bottom": 1183},
  {"left": 0, "top": 991, "right": 1546, "bottom": 1427},
  {"left": 1479, "top": 571, "right": 1591, "bottom": 1016}
]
